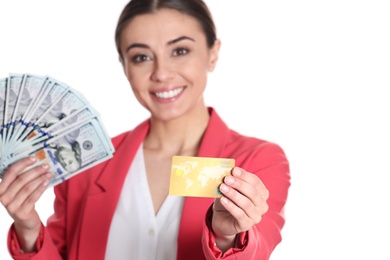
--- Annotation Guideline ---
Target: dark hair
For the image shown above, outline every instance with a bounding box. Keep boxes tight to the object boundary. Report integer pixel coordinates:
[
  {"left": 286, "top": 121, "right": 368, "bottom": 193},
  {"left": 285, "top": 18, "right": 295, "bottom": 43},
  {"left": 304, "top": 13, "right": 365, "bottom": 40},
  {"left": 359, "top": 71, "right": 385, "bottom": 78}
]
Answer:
[{"left": 115, "top": 0, "right": 217, "bottom": 58}]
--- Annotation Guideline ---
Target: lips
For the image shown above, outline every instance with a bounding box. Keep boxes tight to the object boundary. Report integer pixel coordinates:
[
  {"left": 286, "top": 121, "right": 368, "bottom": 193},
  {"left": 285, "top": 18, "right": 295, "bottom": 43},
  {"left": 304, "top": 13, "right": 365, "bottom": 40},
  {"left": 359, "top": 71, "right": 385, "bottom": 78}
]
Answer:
[{"left": 153, "top": 86, "right": 184, "bottom": 99}]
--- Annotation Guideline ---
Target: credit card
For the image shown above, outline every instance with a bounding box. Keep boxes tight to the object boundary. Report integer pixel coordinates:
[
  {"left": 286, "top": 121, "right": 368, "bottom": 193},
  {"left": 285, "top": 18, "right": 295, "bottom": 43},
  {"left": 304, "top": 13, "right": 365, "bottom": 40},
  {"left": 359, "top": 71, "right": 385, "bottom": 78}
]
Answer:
[{"left": 169, "top": 156, "right": 235, "bottom": 198}]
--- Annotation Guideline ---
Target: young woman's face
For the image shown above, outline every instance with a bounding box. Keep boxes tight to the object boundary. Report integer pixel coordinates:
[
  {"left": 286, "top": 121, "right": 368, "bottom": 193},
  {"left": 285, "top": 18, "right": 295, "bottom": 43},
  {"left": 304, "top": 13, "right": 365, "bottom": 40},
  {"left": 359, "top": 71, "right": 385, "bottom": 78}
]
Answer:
[{"left": 120, "top": 8, "right": 220, "bottom": 121}]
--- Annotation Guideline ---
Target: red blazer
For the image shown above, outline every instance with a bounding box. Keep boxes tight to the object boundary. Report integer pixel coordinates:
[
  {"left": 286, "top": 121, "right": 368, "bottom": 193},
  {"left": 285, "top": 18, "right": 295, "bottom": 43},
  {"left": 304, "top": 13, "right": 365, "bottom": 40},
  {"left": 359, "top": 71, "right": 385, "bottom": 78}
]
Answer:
[{"left": 8, "top": 108, "right": 290, "bottom": 260}]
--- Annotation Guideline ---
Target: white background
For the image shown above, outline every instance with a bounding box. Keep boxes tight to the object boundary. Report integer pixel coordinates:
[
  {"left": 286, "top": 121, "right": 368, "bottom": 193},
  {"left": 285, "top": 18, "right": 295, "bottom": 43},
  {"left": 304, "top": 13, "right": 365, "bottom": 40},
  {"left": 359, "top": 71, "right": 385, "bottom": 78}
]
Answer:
[{"left": 1, "top": 0, "right": 389, "bottom": 259}]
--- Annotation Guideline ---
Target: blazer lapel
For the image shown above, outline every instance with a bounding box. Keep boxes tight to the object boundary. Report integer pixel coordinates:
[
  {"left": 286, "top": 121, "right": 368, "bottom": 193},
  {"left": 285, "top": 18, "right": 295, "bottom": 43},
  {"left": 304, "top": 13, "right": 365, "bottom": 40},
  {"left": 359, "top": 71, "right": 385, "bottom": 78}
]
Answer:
[
  {"left": 77, "top": 120, "right": 150, "bottom": 259},
  {"left": 177, "top": 108, "right": 230, "bottom": 259}
]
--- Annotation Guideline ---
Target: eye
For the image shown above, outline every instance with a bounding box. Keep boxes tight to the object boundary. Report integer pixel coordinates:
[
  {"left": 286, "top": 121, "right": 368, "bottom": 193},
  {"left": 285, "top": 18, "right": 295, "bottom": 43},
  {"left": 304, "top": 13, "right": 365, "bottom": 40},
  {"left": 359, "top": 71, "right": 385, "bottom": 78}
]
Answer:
[
  {"left": 131, "top": 54, "right": 151, "bottom": 63},
  {"left": 172, "top": 47, "right": 189, "bottom": 57}
]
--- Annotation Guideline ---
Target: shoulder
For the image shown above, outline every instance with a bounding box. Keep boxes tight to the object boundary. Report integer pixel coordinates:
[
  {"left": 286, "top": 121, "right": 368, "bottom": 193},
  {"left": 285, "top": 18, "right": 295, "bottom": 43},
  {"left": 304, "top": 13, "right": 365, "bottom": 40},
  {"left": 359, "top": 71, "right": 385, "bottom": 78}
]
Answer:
[
  {"left": 225, "top": 130, "right": 290, "bottom": 193},
  {"left": 205, "top": 107, "right": 288, "bottom": 166},
  {"left": 111, "top": 130, "right": 132, "bottom": 147},
  {"left": 230, "top": 129, "right": 285, "bottom": 152},
  {"left": 227, "top": 129, "right": 288, "bottom": 162},
  {"left": 110, "top": 118, "right": 150, "bottom": 149}
]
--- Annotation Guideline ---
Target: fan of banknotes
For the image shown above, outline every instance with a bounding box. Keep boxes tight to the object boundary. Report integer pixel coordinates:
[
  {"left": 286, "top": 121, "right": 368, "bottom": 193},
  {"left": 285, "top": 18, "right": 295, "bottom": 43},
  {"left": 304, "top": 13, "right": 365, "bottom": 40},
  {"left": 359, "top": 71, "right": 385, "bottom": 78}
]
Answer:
[{"left": 0, "top": 73, "right": 114, "bottom": 187}]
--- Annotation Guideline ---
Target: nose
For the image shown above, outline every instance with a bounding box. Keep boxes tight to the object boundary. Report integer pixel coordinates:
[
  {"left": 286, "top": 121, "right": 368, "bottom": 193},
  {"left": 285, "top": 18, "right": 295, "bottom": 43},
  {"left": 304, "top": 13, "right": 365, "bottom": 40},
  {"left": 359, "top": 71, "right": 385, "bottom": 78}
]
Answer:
[{"left": 150, "top": 57, "right": 174, "bottom": 82}]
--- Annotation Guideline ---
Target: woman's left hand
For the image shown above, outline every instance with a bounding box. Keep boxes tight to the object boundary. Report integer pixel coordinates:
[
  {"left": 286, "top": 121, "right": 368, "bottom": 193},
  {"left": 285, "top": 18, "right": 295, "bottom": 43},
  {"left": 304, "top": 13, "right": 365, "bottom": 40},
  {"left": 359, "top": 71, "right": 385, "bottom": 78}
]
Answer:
[{"left": 212, "top": 167, "right": 269, "bottom": 251}]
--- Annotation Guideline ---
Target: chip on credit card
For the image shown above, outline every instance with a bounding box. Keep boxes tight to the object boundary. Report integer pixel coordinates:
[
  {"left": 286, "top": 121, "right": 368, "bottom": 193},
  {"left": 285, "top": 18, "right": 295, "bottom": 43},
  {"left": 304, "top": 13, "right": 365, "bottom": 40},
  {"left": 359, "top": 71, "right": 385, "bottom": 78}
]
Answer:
[{"left": 169, "top": 156, "right": 235, "bottom": 198}]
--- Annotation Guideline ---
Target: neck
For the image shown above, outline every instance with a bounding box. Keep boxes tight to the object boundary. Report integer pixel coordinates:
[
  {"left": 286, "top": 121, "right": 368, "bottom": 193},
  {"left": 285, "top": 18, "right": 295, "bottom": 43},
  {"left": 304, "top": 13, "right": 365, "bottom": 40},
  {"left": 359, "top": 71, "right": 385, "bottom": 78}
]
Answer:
[{"left": 144, "top": 104, "right": 210, "bottom": 156}]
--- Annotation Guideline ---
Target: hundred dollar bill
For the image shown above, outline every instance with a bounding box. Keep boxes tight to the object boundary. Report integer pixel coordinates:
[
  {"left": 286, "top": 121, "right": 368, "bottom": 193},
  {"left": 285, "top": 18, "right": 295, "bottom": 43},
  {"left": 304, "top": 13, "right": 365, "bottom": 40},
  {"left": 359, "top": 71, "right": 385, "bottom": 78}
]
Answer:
[
  {"left": 9, "top": 74, "right": 46, "bottom": 138},
  {"left": 1, "top": 117, "right": 114, "bottom": 185},
  {"left": 13, "top": 105, "right": 99, "bottom": 154},
  {"left": 11, "top": 87, "right": 91, "bottom": 154},
  {"left": 2, "top": 74, "right": 24, "bottom": 147},
  {"left": 6, "top": 77, "right": 58, "bottom": 150},
  {"left": 4, "top": 74, "right": 27, "bottom": 146},
  {"left": 0, "top": 78, "right": 7, "bottom": 154},
  {"left": 46, "top": 118, "right": 114, "bottom": 187}
]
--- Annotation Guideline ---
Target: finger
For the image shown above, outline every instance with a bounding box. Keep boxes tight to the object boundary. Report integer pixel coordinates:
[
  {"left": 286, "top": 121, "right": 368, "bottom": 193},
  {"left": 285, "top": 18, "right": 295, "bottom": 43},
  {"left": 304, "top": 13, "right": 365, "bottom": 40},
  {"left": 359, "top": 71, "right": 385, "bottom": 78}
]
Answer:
[
  {"left": 218, "top": 195, "right": 253, "bottom": 231},
  {"left": 231, "top": 167, "right": 262, "bottom": 187},
  {"left": 219, "top": 183, "right": 252, "bottom": 212},
  {"left": 224, "top": 169, "right": 270, "bottom": 218},
  {"left": 224, "top": 175, "right": 259, "bottom": 204},
  {"left": 1, "top": 164, "right": 51, "bottom": 207},
  {"left": 230, "top": 167, "right": 269, "bottom": 202},
  {"left": 0, "top": 157, "right": 38, "bottom": 192},
  {"left": 219, "top": 182, "right": 267, "bottom": 224},
  {"left": 7, "top": 173, "right": 51, "bottom": 218}
]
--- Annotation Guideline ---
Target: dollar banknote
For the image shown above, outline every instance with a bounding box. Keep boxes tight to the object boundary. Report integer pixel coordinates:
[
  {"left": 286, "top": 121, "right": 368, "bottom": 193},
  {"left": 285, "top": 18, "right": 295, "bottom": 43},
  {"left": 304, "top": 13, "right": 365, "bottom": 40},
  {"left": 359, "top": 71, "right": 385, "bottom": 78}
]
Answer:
[{"left": 0, "top": 73, "right": 114, "bottom": 187}]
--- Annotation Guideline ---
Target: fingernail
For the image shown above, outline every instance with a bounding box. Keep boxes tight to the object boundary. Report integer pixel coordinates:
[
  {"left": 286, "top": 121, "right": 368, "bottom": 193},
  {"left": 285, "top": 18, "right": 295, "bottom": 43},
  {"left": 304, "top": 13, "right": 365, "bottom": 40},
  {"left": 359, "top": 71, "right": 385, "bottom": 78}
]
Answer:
[
  {"left": 41, "top": 164, "right": 49, "bottom": 170},
  {"left": 221, "top": 197, "right": 229, "bottom": 205},
  {"left": 29, "top": 156, "right": 37, "bottom": 162},
  {"left": 225, "top": 176, "right": 234, "bottom": 184},
  {"left": 220, "top": 184, "right": 229, "bottom": 192},
  {"left": 233, "top": 168, "right": 241, "bottom": 176}
]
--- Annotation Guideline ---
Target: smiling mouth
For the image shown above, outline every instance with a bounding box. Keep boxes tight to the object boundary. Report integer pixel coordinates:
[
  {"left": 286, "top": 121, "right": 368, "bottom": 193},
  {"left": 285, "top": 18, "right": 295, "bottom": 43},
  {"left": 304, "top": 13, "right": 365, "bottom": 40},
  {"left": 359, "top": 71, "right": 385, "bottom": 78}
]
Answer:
[{"left": 154, "top": 87, "right": 184, "bottom": 99}]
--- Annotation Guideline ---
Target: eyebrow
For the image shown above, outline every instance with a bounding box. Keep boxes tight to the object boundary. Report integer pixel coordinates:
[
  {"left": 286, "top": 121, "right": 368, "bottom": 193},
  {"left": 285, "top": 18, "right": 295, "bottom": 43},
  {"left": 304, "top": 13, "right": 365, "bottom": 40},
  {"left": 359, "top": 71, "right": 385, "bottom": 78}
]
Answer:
[
  {"left": 125, "top": 36, "right": 195, "bottom": 54},
  {"left": 168, "top": 36, "right": 195, "bottom": 45}
]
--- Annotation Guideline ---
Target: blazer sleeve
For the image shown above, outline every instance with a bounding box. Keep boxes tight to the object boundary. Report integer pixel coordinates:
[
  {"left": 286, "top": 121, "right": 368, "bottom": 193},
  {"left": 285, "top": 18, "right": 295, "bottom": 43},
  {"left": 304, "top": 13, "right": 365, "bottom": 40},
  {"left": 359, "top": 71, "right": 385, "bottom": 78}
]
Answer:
[{"left": 201, "top": 142, "right": 291, "bottom": 259}]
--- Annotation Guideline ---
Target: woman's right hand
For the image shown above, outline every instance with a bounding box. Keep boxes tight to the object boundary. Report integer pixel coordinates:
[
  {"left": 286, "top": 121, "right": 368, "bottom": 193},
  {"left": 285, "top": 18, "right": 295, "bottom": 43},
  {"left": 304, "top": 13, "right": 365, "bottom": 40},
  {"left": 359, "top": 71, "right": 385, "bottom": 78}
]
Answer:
[{"left": 0, "top": 156, "right": 53, "bottom": 252}]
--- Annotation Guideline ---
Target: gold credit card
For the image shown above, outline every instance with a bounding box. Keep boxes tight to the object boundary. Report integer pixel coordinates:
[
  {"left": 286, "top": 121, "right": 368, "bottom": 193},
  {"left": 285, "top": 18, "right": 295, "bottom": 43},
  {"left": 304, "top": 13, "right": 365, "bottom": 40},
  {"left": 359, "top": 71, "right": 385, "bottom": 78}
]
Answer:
[{"left": 169, "top": 156, "right": 235, "bottom": 198}]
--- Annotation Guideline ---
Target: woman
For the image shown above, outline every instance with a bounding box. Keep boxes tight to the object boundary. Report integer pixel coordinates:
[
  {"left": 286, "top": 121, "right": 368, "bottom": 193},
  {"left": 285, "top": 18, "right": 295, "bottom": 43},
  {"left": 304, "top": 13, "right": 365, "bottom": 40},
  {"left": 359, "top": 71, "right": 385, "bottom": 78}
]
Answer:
[{"left": 0, "top": 0, "right": 290, "bottom": 259}]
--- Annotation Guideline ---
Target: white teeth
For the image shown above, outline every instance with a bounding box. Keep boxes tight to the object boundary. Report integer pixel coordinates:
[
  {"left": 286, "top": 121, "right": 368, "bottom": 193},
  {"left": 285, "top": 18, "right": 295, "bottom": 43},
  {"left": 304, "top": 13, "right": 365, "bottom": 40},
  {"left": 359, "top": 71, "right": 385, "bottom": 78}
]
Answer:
[{"left": 155, "top": 87, "right": 183, "bottom": 99}]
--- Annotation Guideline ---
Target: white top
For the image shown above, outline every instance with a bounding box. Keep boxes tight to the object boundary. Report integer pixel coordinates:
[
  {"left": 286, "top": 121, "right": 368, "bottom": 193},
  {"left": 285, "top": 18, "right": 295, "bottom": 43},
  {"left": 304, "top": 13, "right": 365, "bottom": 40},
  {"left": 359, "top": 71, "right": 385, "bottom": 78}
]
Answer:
[{"left": 105, "top": 145, "right": 184, "bottom": 260}]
